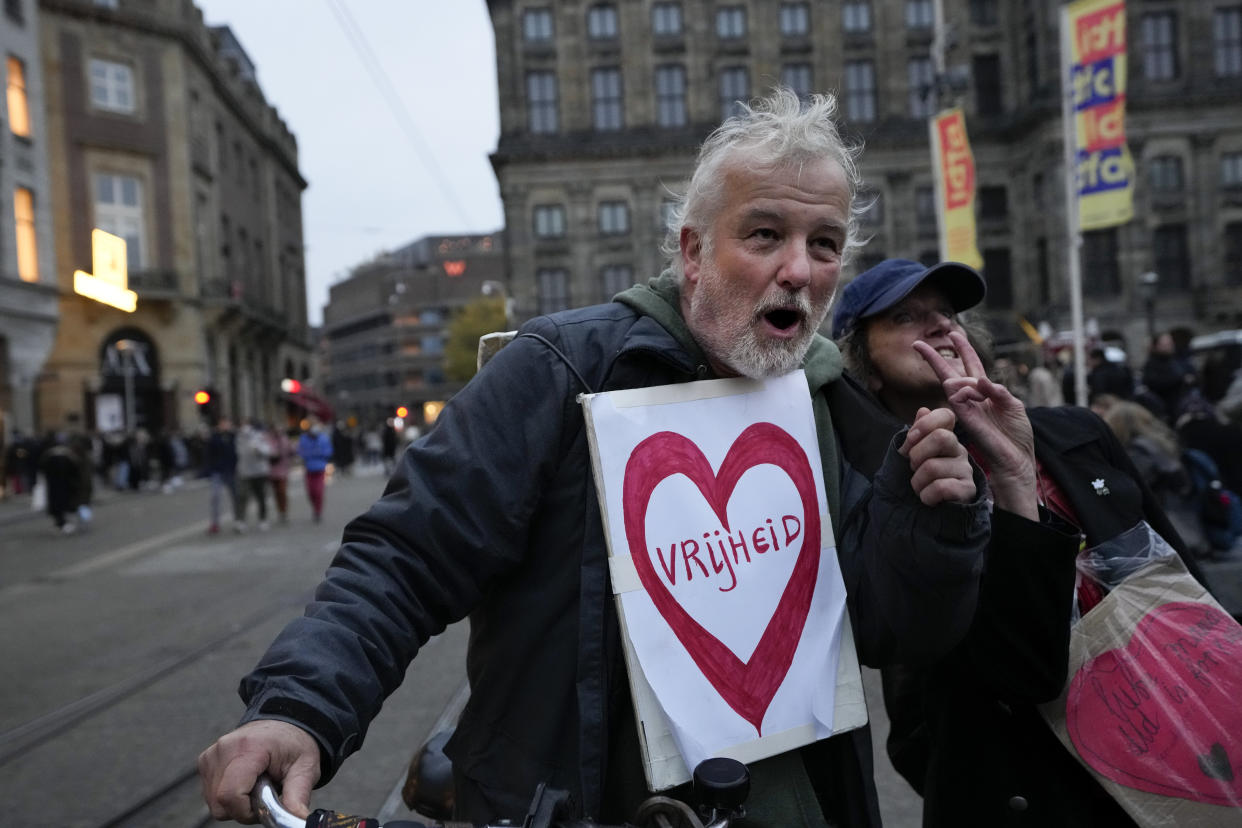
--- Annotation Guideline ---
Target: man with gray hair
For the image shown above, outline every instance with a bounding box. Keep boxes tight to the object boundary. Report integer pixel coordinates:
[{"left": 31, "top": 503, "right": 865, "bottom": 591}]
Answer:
[{"left": 199, "top": 89, "right": 989, "bottom": 827}]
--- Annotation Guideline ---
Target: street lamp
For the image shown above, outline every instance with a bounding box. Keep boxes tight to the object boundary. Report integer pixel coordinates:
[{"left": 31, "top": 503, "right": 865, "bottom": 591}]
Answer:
[{"left": 1138, "top": 271, "right": 1159, "bottom": 341}]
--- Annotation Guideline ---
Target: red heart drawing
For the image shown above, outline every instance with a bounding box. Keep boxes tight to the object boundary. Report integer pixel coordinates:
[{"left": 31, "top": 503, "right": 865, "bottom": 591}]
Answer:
[
  {"left": 622, "top": 422, "right": 820, "bottom": 735},
  {"left": 1066, "top": 600, "right": 1242, "bottom": 806}
]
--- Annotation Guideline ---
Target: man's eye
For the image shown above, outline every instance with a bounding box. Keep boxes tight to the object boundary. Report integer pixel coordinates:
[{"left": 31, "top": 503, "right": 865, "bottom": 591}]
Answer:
[{"left": 752, "top": 228, "right": 778, "bottom": 240}]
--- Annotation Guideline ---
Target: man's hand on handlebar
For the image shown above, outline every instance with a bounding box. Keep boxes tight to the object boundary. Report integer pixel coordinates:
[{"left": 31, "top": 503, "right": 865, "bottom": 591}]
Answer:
[{"left": 198, "top": 719, "right": 321, "bottom": 824}]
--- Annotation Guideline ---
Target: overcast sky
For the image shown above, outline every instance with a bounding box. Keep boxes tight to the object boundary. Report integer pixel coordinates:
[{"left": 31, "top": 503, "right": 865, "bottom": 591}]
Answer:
[{"left": 194, "top": 1, "right": 504, "bottom": 325}]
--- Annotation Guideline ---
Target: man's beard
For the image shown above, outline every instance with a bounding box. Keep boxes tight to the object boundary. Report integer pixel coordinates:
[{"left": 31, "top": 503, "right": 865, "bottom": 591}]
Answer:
[{"left": 689, "top": 260, "right": 830, "bottom": 379}]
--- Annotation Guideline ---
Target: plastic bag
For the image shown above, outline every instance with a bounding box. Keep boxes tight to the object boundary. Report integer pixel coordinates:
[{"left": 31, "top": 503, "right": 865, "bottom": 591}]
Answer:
[
  {"left": 30, "top": 475, "right": 46, "bottom": 511},
  {"left": 1043, "top": 521, "right": 1242, "bottom": 826}
]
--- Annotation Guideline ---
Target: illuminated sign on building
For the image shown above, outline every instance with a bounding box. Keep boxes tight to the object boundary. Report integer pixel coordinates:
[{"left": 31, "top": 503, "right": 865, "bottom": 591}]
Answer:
[
  {"left": 443, "top": 260, "right": 466, "bottom": 277},
  {"left": 74, "top": 229, "right": 138, "bottom": 312}
]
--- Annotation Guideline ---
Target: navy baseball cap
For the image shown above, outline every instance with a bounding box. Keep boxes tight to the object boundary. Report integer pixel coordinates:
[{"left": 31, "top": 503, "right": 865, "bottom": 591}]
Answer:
[{"left": 830, "top": 259, "right": 986, "bottom": 339}]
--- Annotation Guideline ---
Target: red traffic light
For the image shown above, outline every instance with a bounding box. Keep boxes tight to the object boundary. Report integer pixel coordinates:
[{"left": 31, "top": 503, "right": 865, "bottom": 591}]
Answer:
[
  {"left": 281, "top": 378, "right": 303, "bottom": 394},
  {"left": 395, "top": 406, "right": 409, "bottom": 418},
  {"left": 194, "top": 390, "right": 211, "bottom": 405}
]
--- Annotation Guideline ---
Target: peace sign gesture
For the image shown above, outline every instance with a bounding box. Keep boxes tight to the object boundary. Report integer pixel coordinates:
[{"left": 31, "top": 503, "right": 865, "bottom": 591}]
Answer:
[{"left": 913, "top": 331, "right": 1039, "bottom": 519}]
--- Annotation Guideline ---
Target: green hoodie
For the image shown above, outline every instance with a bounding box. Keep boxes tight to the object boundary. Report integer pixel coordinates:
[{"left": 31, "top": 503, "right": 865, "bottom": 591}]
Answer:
[{"left": 616, "top": 272, "right": 843, "bottom": 533}]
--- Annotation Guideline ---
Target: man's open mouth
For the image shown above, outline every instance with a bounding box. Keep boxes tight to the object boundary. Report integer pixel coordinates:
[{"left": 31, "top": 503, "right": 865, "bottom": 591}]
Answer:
[{"left": 764, "top": 308, "right": 803, "bottom": 332}]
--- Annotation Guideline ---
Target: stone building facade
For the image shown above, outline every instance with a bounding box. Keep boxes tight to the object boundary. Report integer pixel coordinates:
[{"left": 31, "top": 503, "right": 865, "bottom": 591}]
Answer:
[
  {"left": 486, "top": 0, "right": 1242, "bottom": 358},
  {"left": 1, "top": 0, "right": 59, "bottom": 440},
  {"left": 321, "top": 232, "right": 505, "bottom": 431},
  {"left": 35, "top": 0, "right": 311, "bottom": 436}
]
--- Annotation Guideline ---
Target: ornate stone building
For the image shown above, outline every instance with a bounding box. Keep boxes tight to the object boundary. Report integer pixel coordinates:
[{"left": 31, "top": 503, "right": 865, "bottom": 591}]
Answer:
[
  {"left": 35, "top": 0, "right": 311, "bottom": 435},
  {"left": 486, "top": 0, "right": 1242, "bottom": 357},
  {"left": 1, "top": 0, "right": 59, "bottom": 440}
]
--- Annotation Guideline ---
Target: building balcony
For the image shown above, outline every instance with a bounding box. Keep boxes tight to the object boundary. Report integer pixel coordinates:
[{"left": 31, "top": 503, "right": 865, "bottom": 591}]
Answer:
[{"left": 128, "top": 269, "right": 181, "bottom": 298}]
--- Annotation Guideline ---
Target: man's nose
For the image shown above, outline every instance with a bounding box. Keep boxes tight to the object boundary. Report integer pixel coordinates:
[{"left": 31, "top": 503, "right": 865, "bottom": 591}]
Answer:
[{"left": 776, "top": 244, "right": 813, "bottom": 290}]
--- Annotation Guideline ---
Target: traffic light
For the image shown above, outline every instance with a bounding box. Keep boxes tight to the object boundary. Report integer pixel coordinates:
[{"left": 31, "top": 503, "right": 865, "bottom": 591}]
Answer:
[
  {"left": 194, "top": 390, "right": 211, "bottom": 405},
  {"left": 281, "top": 378, "right": 302, "bottom": 394},
  {"left": 395, "top": 405, "right": 409, "bottom": 419}
]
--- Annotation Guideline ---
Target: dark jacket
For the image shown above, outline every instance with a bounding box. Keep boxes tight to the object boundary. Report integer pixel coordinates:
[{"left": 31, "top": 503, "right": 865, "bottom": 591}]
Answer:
[
  {"left": 882, "top": 406, "right": 1200, "bottom": 828},
  {"left": 237, "top": 279, "right": 988, "bottom": 825}
]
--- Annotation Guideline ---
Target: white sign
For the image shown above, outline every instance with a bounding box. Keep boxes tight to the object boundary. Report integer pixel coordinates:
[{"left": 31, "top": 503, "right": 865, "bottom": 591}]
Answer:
[
  {"left": 580, "top": 371, "right": 865, "bottom": 789},
  {"left": 95, "top": 394, "right": 123, "bottom": 432}
]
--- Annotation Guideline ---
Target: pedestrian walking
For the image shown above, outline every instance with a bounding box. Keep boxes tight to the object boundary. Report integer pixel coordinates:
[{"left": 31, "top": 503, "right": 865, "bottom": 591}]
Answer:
[
  {"left": 203, "top": 419, "right": 238, "bottom": 535},
  {"left": 297, "top": 423, "right": 332, "bottom": 523},
  {"left": 38, "top": 432, "right": 81, "bottom": 534},
  {"left": 381, "top": 420, "right": 398, "bottom": 475},
  {"left": 268, "top": 425, "right": 295, "bottom": 525},
  {"left": 235, "top": 420, "right": 273, "bottom": 532},
  {"left": 199, "top": 90, "right": 989, "bottom": 828}
]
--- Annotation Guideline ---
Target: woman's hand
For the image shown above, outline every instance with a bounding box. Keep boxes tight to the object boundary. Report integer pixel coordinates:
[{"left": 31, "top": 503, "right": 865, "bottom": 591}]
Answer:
[{"left": 914, "top": 331, "right": 1038, "bottom": 519}]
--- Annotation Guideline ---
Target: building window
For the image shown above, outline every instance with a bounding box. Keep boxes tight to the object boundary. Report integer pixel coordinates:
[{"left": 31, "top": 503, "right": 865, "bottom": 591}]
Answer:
[
  {"left": 982, "top": 248, "right": 1012, "bottom": 308},
  {"left": 1225, "top": 222, "right": 1242, "bottom": 286},
  {"left": 1223, "top": 152, "right": 1242, "bottom": 187},
  {"left": 523, "top": 7, "right": 554, "bottom": 43},
  {"left": 1036, "top": 237, "right": 1050, "bottom": 305},
  {"left": 843, "top": 0, "right": 871, "bottom": 33},
  {"left": 719, "top": 66, "right": 749, "bottom": 119},
  {"left": 977, "top": 185, "right": 1007, "bottom": 220},
  {"left": 970, "top": 0, "right": 998, "bottom": 26},
  {"left": 1148, "top": 155, "right": 1184, "bottom": 193},
  {"left": 1141, "top": 13, "right": 1178, "bottom": 81},
  {"left": 89, "top": 58, "right": 135, "bottom": 113},
  {"left": 527, "top": 71, "right": 558, "bottom": 134},
  {"left": 906, "top": 0, "right": 933, "bottom": 29},
  {"left": 652, "top": 2, "right": 682, "bottom": 36},
  {"left": 1153, "top": 224, "right": 1189, "bottom": 291},
  {"left": 1215, "top": 7, "right": 1242, "bottom": 77},
  {"left": 592, "top": 67, "right": 623, "bottom": 131},
  {"left": 1082, "top": 228, "right": 1120, "bottom": 296},
  {"left": 973, "top": 53, "right": 1002, "bottom": 115},
  {"left": 537, "top": 268, "right": 570, "bottom": 314},
  {"left": 908, "top": 57, "right": 934, "bottom": 118},
  {"left": 6, "top": 55, "right": 31, "bottom": 137},
  {"left": 14, "top": 187, "right": 38, "bottom": 282},
  {"left": 716, "top": 6, "right": 746, "bottom": 39},
  {"left": 94, "top": 173, "right": 145, "bottom": 270},
  {"left": 601, "top": 264, "right": 633, "bottom": 300},
  {"left": 598, "top": 201, "right": 630, "bottom": 235},
  {"left": 915, "top": 185, "right": 936, "bottom": 232},
  {"left": 659, "top": 199, "right": 678, "bottom": 231},
  {"left": 781, "top": 63, "right": 813, "bottom": 99},
  {"left": 780, "top": 3, "right": 810, "bottom": 37},
  {"left": 844, "top": 60, "right": 876, "bottom": 122},
  {"left": 656, "top": 64, "right": 687, "bottom": 127},
  {"left": 587, "top": 4, "right": 619, "bottom": 39},
  {"left": 5, "top": 0, "right": 24, "bottom": 24},
  {"left": 533, "top": 204, "right": 566, "bottom": 238}
]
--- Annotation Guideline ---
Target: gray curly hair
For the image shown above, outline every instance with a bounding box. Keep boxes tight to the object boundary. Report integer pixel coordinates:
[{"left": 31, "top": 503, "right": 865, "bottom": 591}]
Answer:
[{"left": 661, "top": 88, "right": 867, "bottom": 281}]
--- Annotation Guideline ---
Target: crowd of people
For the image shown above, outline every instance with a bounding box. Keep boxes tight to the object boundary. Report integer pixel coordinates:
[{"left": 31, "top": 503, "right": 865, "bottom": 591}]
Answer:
[{"left": 1, "top": 418, "right": 408, "bottom": 536}]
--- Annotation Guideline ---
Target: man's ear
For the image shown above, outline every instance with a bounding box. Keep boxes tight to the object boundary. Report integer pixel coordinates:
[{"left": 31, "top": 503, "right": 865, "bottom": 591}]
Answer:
[{"left": 680, "top": 227, "right": 703, "bottom": 284}]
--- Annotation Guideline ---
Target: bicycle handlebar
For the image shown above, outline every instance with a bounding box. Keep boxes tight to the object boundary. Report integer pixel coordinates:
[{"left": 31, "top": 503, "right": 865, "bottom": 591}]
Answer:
[{"left": 251, "top": 756, "right": 749, "bottom": 828}]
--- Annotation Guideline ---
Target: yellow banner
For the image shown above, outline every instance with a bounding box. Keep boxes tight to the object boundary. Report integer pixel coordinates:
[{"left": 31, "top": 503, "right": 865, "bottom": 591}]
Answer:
[
  {"left": 930, "top": 108, "right": 982, "bottom": 270},
  {"left": 1065, "top": 0, "right": 1134, "bottom": 230}
]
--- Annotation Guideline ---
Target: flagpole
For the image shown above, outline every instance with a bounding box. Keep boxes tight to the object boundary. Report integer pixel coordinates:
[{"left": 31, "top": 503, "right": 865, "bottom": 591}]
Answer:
[{"left": 1061, "top": 4, "right": 1088, "bottom": 408}]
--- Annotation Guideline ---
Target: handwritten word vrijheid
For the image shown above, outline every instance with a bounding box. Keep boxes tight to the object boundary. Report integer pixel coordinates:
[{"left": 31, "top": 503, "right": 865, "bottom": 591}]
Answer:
[{"left": 652, "top": 515, "right": 803, "bottom": 593}]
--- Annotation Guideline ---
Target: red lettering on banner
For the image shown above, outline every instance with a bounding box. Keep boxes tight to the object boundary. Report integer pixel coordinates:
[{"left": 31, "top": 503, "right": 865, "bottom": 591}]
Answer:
[
  {"left": 1075, "top": 4, "right": 1126, "bottom": 64},
  {"left": 938, "top": 115, "right": 974, "bottom": 210}
]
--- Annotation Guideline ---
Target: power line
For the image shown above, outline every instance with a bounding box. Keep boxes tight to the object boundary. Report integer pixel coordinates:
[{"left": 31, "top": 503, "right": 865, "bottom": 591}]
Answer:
[{"left": 324, "top": 0, "right": 476, "bottom": 229}]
